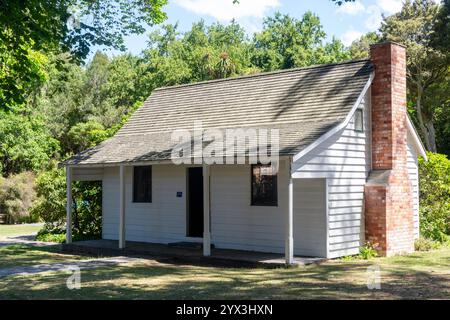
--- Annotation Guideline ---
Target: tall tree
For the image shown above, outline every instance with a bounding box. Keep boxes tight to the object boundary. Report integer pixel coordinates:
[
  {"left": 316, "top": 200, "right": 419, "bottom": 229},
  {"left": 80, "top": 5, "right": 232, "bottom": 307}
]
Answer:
[
  {"left": 0, "top": 0, "right": 168, "bottom": 111},
  {"left": 381, "top": 0, "right": 449, "bottom": 152},
  {"left": 349, "top": 32, "right": 380, "bottom": 60},
  {"left": 252, "top": 12, "right": 350, "bottom": 71}
]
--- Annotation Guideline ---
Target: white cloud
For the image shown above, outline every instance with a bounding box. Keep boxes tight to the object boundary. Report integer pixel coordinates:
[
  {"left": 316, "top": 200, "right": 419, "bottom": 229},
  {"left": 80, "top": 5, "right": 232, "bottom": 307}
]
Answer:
[
  {"left": 365, "top": 4, "right": 383, "bottom": 30},
  {"left": 336, "top": 1, "right": 365, "bottom": 15},
  {"left": 173, "top": 0, "right": 280, "bottom": 22},
  {"left": 341, "top": 30, "right": 363, "bottom": 46},
  {"left": 376, "top": 0, "right": 403, "bottom": 15}
]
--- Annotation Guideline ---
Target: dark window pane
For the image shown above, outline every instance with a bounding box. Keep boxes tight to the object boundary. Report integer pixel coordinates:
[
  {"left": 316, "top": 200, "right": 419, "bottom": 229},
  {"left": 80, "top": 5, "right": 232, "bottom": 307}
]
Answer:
[
  {"left": 251, "top": 164, "right": 278, "bottom": 206},
  {"left": 133, "top": 166, "right": 152, "bottom": 203},
  {"left": 354, "top": 108, "right": 364, "bottom": 132}
]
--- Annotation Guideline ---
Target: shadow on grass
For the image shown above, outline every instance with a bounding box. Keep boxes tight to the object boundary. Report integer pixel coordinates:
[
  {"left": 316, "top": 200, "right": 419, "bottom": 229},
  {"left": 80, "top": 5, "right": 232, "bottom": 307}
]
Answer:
[{"left": 1, "top": 258, "right": 448, "bottom": 300}]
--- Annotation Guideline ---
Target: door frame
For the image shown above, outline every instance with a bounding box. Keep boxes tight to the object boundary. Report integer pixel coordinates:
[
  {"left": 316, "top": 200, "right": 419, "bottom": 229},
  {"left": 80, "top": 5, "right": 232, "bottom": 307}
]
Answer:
[{"left": 186, "top": 166, "right": 204, "bottom": 238}]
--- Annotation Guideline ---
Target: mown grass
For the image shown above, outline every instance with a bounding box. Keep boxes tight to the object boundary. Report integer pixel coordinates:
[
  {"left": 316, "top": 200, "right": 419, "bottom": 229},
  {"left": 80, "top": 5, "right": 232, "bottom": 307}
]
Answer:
[
  {"left": 0, "top": 245, "right": 448, "bottom": 300},
  {"left": 0, "top": 245, "right": 85, "bottom": 269},
  {"left": 0, "top": 224, "right": 42, "bottom": 239}
]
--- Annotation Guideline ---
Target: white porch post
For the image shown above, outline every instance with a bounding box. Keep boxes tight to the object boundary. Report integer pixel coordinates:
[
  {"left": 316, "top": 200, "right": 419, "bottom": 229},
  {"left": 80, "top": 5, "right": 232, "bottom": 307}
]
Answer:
[
  {"left": 203, "top": 164, "right": 211, "bottom": 256},
  {"left": 66, "top": 166, "right": 72, "bottom": 244},
  {"left": 119, "top": 165, "right": 126, "bottom": 249},
  {"left": 285, "top": 163, "right": 294, "bottom": 265}
]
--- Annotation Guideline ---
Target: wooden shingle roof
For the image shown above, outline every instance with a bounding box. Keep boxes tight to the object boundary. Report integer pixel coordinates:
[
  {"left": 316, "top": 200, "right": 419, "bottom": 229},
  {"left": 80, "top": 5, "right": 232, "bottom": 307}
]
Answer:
[{"left": 63, "top": 59, "right": 373, "bottom": 166}]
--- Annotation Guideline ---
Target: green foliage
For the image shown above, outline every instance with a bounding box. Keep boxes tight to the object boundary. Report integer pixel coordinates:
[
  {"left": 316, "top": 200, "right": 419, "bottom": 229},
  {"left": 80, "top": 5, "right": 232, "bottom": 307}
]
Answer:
[
  {"left": 30, "top": 168, "right": 66, "bottom": 231},
  {"left": 0, "top": 0, "right": 168, "bottom": 112},
  {"left": 359, "top": 242, "right": 379, "bottom": 260},
  {"left": 0, "top": 29, "right": 49, "bottom": 111},
  {"left": 349, "top": 32, "right": 380, "bottom": 60},
  {"left": 418, "top": 152, "right": 450, "bottom": 242},
  {"left": 67, "top": 121, "right": 110, "bottom": 154},
  {"left": 31, "top": 167, "right": 102, "bottom": 238},
  {"left": 252, "top": 12, "right": 350, "bottom": 71},
  {"left": 35, "top": 229, "right": 66, "bottom": 243},
  {"left": 0, "top": 172, "right": 37, "bottom": 223},
  {"left": 414, "top": 237, "right": 440, "bottom": 251},
  {"left": 430, "top": 0, "right": 450, "bottom": 52},
  {"left": 381, "top": 0, "right": 450, "bottom": 152},
  {"left": 35, "top": 228, "right": 101, "bottom": 243},
  {"left": 0, "top": 114, "right": 60, "bottom": 176}
]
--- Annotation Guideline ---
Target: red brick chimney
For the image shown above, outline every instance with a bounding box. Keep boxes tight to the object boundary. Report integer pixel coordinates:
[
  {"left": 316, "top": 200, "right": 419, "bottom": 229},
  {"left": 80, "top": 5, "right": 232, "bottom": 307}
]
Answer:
[{"left": 365, "top": 42, "right": 414, "bottom": 256}]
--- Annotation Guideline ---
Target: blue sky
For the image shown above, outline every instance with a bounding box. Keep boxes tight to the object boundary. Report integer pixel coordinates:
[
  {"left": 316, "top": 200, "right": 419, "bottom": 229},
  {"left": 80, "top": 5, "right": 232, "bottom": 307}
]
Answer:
[{"left": 93, "top": 0, "right": 416, "bottom": 59}]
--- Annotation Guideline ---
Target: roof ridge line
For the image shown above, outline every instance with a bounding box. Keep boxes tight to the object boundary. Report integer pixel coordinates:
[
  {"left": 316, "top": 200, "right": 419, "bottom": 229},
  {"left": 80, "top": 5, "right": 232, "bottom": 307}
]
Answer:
[{"left": 153, "top": 59, "right": 371, "bottom": 92}]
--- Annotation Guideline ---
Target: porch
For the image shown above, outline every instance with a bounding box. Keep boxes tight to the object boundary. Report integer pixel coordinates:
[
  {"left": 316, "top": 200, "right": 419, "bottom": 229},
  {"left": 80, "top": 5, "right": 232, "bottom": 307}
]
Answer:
[
  {"left": 65, "top": 160, "right": 330, "bottom": 264},
  {"left": 62, "top": 239, "right": 325, "bottom": 267}
]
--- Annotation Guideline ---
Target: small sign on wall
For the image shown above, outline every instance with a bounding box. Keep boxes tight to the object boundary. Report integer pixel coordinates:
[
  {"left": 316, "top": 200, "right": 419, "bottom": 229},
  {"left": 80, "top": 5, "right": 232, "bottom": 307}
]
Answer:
[{"left": 176, "top": 191, "right": 183, "bottom": 198}]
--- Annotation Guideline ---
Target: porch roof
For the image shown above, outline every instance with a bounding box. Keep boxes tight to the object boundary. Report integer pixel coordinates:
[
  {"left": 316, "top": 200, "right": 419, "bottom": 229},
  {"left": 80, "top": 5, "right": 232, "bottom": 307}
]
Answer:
[{"left": 62, "top": 59, "right": 373, "bottom": 167}]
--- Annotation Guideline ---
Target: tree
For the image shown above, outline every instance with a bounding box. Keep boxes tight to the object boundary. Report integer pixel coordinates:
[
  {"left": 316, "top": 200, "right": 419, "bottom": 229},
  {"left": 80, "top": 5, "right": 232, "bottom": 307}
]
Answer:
[
  {"left": 418, "top": 152, "right": 450, "bottom": 242},
  {"left": 32, "top": 166, "right": 102, "bottom": 237},
  {"left": 349, "top": 32, "right": 380, "bottom": 60},
  {"left": 252, "top": 12, "right": 350, "bottom": 71},
  {"left": 143, "top": 21, "right": 256, "bottom": 86},
  {"left": 0, "top": 113, "right": 60, "bottom": 176},
  {"left": 431, "top": 0, "right": 450, "bottom": 52},
  {"left": 381, "top": 0, "right": 450, "bottom": 152},
  {"left": 0, "top": 0, "right": 168, "bottom": 111}
]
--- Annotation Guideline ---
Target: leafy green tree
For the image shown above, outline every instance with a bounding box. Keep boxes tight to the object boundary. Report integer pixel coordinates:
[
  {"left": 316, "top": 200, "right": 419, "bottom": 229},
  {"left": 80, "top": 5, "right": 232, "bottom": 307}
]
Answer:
[
  {"left": 143, "top": 21, "right": 256, "bottom": 86},
  {"left": 431, "top": 0, "right": 450, "bottom": 52},
  {"left": 349, "top": 32, "right": 380, "bottom": 60},
  {"left": 67, "top": 121, "right": 110, "bottom": 154},
  {"left": 0, "top": 113, "right": 60, "bottom": 176},
  {"left": 252, "top": 12, "right": 349, "bottom": 71},
  {"left": 418, "top": 152, "right": 450, "bottom": 242},
  {"left": 381, "top": 0, "right": 450, "bottom": 152},
  {"left": 0, "top": 0, "right": 168, "bottom": 111},
  {"left": 32, "top": 167, "right": 102, "bottom": 237},
  {"left": 0, "top": 172, "right": 37, "bottom": 223}
]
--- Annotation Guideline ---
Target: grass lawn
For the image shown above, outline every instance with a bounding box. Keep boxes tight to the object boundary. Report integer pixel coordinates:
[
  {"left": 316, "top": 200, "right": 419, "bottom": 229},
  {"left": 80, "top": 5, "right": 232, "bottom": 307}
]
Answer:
[
  {"left": 0, "top": 245, "right": 448, "bottom": 299},
  {"left": 0, "top": 224, "right": 42, "bottom": 239},
  {"left": 0, "top": 245, "right": 85, "bottom": 270}
]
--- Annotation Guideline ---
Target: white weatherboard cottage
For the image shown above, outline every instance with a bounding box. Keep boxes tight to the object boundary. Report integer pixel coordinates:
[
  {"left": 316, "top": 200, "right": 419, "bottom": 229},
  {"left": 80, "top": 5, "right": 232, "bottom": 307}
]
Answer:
[{"left": 63, "top": 42, "right": 426, "bottom": 263}]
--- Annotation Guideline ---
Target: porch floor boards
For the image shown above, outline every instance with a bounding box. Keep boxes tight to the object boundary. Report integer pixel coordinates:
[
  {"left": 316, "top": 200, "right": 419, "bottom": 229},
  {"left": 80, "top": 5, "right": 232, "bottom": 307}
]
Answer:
[{"left": 62, "top": 240, "right": 325, "bottom": 267}]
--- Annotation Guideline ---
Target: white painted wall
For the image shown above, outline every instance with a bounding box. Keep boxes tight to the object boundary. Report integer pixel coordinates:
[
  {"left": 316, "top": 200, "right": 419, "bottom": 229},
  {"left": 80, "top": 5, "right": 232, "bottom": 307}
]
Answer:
[
  {"left": 293, "top": 178, "right": 327, "bottom": 257},
  {"left": 100, "top": 160, "right": 328, "bottom": 257},
  {"left": 407, "top": 134, "right": 420, "bottom": 239},
  {"left": 72, "top": 167, "right": 103, "bottom": 181},
  {"left": 209, "top": 162, "right": 327, "bottom": 256},
  {"left": 209, "top": 162, "right": 287, "bottom": 254},
  {"left": 292, "top": 92, "right": 371, "bottom": 258},
  {"left": 102, "top": 165, "right": 189, "bottom": 243}
]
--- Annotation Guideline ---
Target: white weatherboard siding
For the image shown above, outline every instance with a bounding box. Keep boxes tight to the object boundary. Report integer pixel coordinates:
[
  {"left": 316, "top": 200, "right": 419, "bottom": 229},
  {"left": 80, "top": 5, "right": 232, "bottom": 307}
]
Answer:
[
  {"left": 407, "top": 134, "right": 420, "bottom": 239},
  {"left": 293, "top": 178, "right": 327, "bottom": 257},
  {"left": 102, "top": 165, "right": 188, "bottom": 243},
  {"left": 72, "top": 167, "right": 103, "bottom": 181},
  {"left": 292, "top": 93, "right": 371, "bottom": 258},
  {"left": 210, "top": 161, "right": 327, "bottom": 256},
  {"left": 210, "top": 162, "right": 288, "bottom": 254},
  {"left": 101, "top": 160, "right": 329, "bottom": 256}
]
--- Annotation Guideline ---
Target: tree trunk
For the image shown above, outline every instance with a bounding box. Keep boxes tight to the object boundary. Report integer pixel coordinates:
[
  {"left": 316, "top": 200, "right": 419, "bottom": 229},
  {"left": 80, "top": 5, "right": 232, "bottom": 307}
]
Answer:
[
  {"left": 425, "top": 120, "right": 437, "bottom": 152},
  {"left": 415, "top": 83, "right": 436, "bottom": 152}
]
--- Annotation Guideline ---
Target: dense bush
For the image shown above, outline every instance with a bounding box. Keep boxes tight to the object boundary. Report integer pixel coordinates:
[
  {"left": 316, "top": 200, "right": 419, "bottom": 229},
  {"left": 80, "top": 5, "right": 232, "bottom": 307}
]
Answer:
[
  {"left": 31, "top": 167, "right": 102, "bottom": 238},
  {"left": 414, "top": 237, "right": 441, "bottom": 251},
  {"left": 0, "top": 172, "right": 37, "bottom": 223},
  {"left": 0, "top": 114, "right": 60, "bottom": 176},
  {"left": 418, "top": 152, "right": 450, "bottom": 243}
]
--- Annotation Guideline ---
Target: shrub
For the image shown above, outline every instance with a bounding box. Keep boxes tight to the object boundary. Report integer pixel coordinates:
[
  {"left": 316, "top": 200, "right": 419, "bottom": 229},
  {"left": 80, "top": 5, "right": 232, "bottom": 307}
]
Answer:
[
  {"left": 414, "top": 237, "right": 440, "bottom": 251},
  {"left": 35, "top": 227, "right": 101, "bottom": 243},
  {"left": 36, "top": 228, "right": 66, "bottom": 243},
  {"left": 359, "top": 242, "right": 378, "bottom": 259},
  {"left": 0, "top": 172, "right": 37, "bottom": 223},
  {"left": 31, "top": 167, "right": 102, "bottom": 238},
  {"left": 418, "top": 152, "right": 450, "bottom": 243}
]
